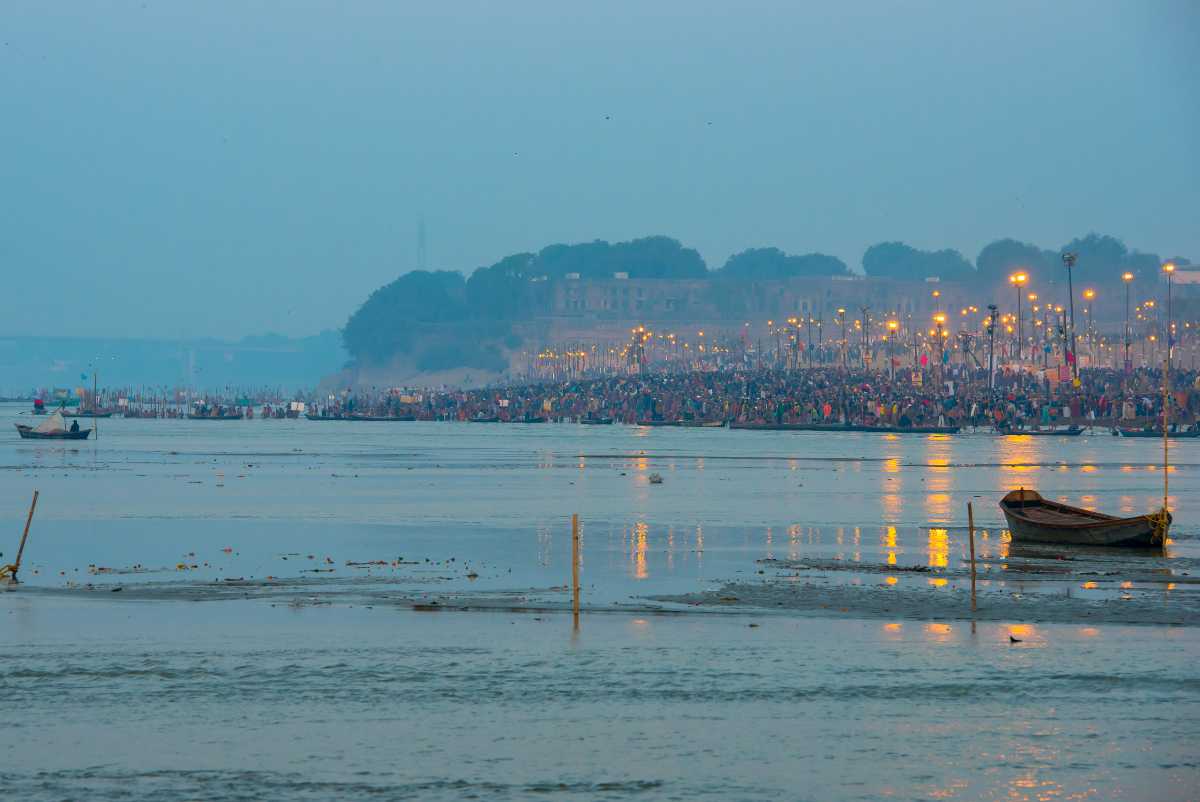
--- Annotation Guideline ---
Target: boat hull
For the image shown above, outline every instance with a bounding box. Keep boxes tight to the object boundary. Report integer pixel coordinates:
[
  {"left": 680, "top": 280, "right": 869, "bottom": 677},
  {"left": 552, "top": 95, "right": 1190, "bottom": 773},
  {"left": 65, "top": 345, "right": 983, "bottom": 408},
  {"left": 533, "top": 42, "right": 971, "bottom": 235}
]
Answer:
[
  {"left": 999, "top": 489, "right": 1167, "bottom": 549},
  {"left": 15, "top": 425, "right": 92, "bottom": 440}
]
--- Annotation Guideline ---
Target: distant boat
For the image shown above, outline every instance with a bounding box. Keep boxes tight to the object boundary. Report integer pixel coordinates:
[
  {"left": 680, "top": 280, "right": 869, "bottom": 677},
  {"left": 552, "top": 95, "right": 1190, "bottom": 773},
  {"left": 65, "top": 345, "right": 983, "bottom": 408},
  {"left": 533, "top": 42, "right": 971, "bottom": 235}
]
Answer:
[
  {"left": 187, "top": 411, "right": 244, "bottom": 420},
  {"left": 347, "top": 413, "right": 416, "bottom": 422},
  {"left": 729, "top": 421, "right": 959, "bottom": 434},
  {"left": 1000, "top": 488, "right": 1168, "bottom": 549},
  {"left": 1115, "top": 426, "right": 1200, "bottom": 439},
  {"left": 636, "top": 419, "right": 681, "bottom": 427},
  {"left": 517, "top": 415, "right": 548, "bottom": 423},
  {"left": 470, "top": 415, "right": 500, "bottom": 423},
  {"left": 580, "top": 415, "right": 614, "bottom": 425},
  {"left": 1000, "top": 425, "right": 1084, "bottom": 437},
  {"left": 678, "top": 419, "right": 726, "bottom": 428},
  {"left": 62, "top": 409, "right": 114, "bottom": 418},
  {"left": 15, "top": 410, "right": 91, "bottom": 440}
]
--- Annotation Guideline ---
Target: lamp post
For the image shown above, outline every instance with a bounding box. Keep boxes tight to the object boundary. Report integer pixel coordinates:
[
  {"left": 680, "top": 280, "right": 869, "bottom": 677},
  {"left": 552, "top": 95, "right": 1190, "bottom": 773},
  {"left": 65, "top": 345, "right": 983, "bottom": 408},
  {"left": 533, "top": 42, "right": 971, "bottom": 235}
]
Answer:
[
  {"left": 1009, "top": 272, "right": 1028, "bottom": 363},
  {"left": 860, "top": 306, "right": 870, "bottom": 368},
  {"left": 1121, "top": 272, "right": 1134, "bottom": 372},
  {"left": 1164, "top": 262, "right": 1176, "bottom": 363},
  {"left": 1083, "top": 288, "right": 1096, "bottom": 366},
  {"left": 837, "top": 308, "right": 847, "bottom": 370},
  {"left": 933, "top": 313, "right": 946, "bottom": 387},
  {"left": 1062, "top": 252, "right": 1079, "bottom": 382},
  {"left": 886, "top": 319, "right": 899, "bottom": 380},
  {"left": 986, "top": 305, "right": 998, "bottom": 390}
]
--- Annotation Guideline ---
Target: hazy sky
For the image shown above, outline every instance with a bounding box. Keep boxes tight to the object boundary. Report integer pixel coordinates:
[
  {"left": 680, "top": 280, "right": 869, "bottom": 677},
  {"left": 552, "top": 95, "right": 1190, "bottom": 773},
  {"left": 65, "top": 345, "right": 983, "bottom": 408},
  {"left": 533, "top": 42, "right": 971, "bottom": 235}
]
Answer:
[{"left": 2, "top": 1, "right": 1197, "bottom": 339}]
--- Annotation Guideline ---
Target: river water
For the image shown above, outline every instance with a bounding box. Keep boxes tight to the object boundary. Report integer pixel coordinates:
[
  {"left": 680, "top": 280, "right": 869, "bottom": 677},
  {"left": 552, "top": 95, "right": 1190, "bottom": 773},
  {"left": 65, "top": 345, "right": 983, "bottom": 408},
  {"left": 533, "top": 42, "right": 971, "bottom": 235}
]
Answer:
[{"left": 2, "top": 403, "right": 1197, "bottom": 800}]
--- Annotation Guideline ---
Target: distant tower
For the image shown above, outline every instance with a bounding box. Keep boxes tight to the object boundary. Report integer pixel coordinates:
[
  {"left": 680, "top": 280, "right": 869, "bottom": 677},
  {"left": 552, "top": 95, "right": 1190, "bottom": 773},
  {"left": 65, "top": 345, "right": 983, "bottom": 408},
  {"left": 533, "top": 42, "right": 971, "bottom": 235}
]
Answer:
[{"left": 416, "top": 216, "right": 428, "bottom": 270}]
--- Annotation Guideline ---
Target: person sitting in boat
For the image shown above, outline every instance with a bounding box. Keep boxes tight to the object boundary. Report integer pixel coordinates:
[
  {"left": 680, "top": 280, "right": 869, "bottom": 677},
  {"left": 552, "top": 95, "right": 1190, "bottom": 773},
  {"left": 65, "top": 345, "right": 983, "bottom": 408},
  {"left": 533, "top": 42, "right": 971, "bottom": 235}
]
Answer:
[{"left": 69, "top": 420, "right": 80, "bottom": 433}]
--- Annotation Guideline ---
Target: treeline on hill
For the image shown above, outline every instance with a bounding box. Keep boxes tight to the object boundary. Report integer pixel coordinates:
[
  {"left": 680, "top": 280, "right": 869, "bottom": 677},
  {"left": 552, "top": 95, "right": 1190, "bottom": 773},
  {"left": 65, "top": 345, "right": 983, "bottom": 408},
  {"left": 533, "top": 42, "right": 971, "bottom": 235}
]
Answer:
[{"left": 342, "top": 233, "right": 1182, "bottom": 367}]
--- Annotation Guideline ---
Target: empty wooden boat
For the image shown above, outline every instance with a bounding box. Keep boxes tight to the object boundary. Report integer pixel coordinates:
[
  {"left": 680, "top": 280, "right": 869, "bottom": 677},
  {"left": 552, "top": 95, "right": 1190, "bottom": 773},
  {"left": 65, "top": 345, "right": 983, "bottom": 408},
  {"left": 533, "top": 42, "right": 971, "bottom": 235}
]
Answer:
[{"left": 999, "top": 488, "right": 1168, "bottom": 549}]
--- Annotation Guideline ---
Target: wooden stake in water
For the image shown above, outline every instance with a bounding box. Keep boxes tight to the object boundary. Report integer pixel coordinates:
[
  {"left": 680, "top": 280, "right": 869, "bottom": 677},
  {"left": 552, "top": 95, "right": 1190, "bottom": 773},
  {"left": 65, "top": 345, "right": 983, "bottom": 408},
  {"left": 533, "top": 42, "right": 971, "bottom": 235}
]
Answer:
[
  {"left": 2, "top": 490, "right": 39, "bottom": 584},
  {"left": 1163, "top": 357, "right": 1170, "bottom": 517},
  {"left": 571, "top": 513, "right": 581, "bottom": 627},
  {"left": 967, "top": 501, "right": 977, "bottom": 613}
]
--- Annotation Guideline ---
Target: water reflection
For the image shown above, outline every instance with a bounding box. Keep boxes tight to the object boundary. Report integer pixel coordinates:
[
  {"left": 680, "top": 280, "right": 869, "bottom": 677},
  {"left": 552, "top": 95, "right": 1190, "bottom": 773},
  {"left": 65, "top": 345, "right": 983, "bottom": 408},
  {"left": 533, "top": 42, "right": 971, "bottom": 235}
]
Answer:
[
  {"left": 632, "top": 521, "right": 648, "bottom": 579},
  {"left": 927, "top": 528, "right": 949, "bottom": 569}
]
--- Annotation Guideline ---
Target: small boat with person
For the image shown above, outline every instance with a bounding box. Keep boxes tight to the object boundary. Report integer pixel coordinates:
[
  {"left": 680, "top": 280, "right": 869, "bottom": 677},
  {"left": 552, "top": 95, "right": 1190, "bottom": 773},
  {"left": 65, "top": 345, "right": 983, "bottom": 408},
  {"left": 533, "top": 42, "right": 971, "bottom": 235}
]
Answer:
[
  {"left": 999, "top": 488, "right": 1168, "bottom": 549},
  {"left": 15, "top": 410, "right": 92, "bottom": 440}
]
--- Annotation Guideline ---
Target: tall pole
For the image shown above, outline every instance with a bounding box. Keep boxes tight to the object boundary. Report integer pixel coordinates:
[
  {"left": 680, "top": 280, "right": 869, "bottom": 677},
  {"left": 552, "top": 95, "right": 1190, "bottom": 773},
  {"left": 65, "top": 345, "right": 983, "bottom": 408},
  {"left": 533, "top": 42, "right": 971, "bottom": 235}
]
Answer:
[
  {"left": 1123, "top": 273, "right": 1133, "bottom": 372},
  {"left": 1062, "top": 252, "right": 1079, "bottom": 382},
  {"left": 861, "top": 306, "right": 870, "bottom": 369},
  {"left": 837, "top": 309, "right": 846, "bottom": 371},
  {"left": 987, "top": 305, "right": 998, "bottom": 391},
  {"left": 1015, "top": 285, "right": 1022, "bottom": 363}
]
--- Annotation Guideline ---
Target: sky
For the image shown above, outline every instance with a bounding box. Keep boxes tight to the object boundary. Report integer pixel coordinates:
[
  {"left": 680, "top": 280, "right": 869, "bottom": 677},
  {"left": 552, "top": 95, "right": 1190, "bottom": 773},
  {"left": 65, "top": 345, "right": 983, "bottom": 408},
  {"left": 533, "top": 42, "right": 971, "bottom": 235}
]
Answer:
[{"left": 2, "top": 1, "right": 1197, "bottom": 339}]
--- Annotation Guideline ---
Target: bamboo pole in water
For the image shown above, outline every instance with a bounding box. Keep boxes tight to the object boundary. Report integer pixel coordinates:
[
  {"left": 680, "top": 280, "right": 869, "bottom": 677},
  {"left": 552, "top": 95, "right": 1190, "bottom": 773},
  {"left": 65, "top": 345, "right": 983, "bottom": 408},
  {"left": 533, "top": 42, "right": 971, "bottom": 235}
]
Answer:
[
  {"left": 12, "top": 490, "right": 40, "bottom": 581},
  {"left": 1163, "top": 358, "right": 1170, "bottom": 516},
  {"left": 967, "top": 502, "right": 977, "bottom": 613},
  {"left": 571, "top": 514, "right": 581, "bottom": 627}
]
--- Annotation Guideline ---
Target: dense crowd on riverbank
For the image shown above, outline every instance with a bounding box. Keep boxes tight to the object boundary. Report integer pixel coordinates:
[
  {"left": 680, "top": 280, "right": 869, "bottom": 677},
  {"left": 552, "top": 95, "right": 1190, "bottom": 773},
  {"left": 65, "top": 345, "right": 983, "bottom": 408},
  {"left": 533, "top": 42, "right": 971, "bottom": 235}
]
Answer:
[{"left": 308, "top": 365, "right": 1200, "bottom": 430}]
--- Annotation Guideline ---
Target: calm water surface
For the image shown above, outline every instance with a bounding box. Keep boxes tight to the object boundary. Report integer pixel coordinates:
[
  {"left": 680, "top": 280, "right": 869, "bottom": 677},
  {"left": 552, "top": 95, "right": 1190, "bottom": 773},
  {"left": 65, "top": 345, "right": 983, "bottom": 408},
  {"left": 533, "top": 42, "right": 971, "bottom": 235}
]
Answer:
[{"left": 2, "top": 404, "right": 1197, "bottom": 800}]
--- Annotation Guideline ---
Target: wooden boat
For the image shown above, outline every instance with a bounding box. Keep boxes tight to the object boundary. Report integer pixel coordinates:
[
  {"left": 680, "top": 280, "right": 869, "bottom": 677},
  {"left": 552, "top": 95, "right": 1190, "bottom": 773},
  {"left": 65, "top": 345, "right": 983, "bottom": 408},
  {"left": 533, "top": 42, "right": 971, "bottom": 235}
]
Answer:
[
  {"left": 636, "top": 419, "right": 681, "bottom": 427},
  {"left": 470, "top": 415, "right": 500, "bottom": 423},
  {"left": 347, "top": 413, "right": 416, "bottom": 421},
  {"left": 1000, "top": 425, "right": 1084, "bottom": 437},
  {"left": 15, "top": 423, "right": 92, "bottom": 440},
  {"left": 580, "top": 416, "right": 614, "bottom": 425},
  {"left": 678, "top": 419, "right": 726, "bottom": 428},
  {"left": 63, "top": 409, "right": 114, "bottom": 418},
  {"left": 1115, "top": 426, "right": 1200, "bottom": 439},
  {"left": 999, "top": 488, "right": 1168, "bottom": 549},
  {"left": 728, "top": 421, "right": 958, "bottom": 434},
  {"left": 517, "top": 415, "right": 548, "bottom": 423},
  {"left": 305, "top": 413, "right": 346, "bottom": 421},
  {"left": 186, "top": 412, "right": 244, "bottom": 420}
]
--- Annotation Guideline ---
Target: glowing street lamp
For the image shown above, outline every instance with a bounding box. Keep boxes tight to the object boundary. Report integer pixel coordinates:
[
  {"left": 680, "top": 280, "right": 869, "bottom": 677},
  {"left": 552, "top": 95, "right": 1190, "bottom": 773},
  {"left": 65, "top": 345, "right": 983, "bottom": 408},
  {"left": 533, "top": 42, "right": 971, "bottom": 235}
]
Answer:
[
  {"left": 1010, "top": 271, "right": 1028, "bottom": 362},
  {"left": 1082, "top": 289, "right": 1096, "bottom": 365},
  {"left": 886, "top": 319, "right": 899, "bottom": 379},
  {"left": 1164, "top": 262, "right": 1176, "bottom": 366},
  {"left": 1121, "top": 271, "right": 1135, "bottom": 371}
]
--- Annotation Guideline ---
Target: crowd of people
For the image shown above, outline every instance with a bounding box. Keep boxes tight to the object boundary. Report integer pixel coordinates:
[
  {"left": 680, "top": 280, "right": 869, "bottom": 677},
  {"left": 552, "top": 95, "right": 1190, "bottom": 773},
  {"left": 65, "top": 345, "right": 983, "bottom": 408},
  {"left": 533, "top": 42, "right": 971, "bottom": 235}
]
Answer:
[{"left": 322, "top": 364, "right": 1200, "bottom": 431}]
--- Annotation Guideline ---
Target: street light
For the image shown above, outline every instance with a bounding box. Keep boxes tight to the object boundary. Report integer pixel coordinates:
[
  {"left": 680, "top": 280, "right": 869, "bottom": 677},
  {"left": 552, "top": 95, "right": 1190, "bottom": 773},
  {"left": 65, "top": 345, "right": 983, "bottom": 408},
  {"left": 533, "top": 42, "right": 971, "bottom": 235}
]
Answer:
[
  {"left": 1009, "top": 272, "right": 1028, "bottom": 363},
  {"left": 886, "top": 319, "right": 899, "bottom": 379},
  {"left": 1062, "top": 252, "right": 1079, "bottom": 382},
  {"left": 985, "top": 305, "right": 998, "bottom": 389},
  {"left": 933, "top": 313, "right": 946, "bottom": 385},
  {"left": 1164, "top": 262, "right": 1176, "bottom": 367},
  {"left": 1122, "top": 272, "right": 1134, "bottom": 372},
  {"left": 837, "top": 308, "right": 847, "bottom": 369},
  {"left": 1083, "top": 288, "right": 1096, "bottom": 366}
]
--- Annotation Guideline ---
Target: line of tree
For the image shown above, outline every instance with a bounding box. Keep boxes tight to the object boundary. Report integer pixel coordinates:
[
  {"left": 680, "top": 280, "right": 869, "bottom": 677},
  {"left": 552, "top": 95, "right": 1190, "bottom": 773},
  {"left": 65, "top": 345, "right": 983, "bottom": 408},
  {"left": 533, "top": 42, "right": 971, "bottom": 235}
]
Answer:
[{"left": 342, "top": 232, "right": 1183, "bottom": 366}]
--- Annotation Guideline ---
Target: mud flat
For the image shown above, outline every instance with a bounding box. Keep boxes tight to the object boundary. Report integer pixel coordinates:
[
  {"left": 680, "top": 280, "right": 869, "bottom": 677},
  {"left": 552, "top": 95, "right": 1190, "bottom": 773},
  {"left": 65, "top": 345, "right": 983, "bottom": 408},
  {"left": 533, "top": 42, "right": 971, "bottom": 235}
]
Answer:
[{"left": 652, "top": 554, "right": 1200, "bottom": 627}]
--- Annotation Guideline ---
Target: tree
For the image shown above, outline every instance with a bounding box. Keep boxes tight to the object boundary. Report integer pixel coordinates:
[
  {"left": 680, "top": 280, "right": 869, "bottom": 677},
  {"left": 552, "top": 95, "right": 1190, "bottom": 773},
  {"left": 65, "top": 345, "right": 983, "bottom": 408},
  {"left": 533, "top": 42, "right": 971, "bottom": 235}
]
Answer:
[
  {"left": 862, "top": 242, "right": 974, "bottom": 281},
  {"left": 976, "top": 239, "right": 1058, "bottom": 286},
  {"left": 342, "top": 270, "right": 467, "bottom": 363},
  {"left": 717, "top": 248, "right": 849, "bottom": 280}
]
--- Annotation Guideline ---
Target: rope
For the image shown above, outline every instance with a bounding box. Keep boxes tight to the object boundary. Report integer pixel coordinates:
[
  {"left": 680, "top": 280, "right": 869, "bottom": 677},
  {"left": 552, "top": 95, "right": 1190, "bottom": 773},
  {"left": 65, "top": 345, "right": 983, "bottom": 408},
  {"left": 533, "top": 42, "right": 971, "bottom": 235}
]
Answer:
[{"left": 1150, "top": 508, "right": 1171, "bottom": 547}]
